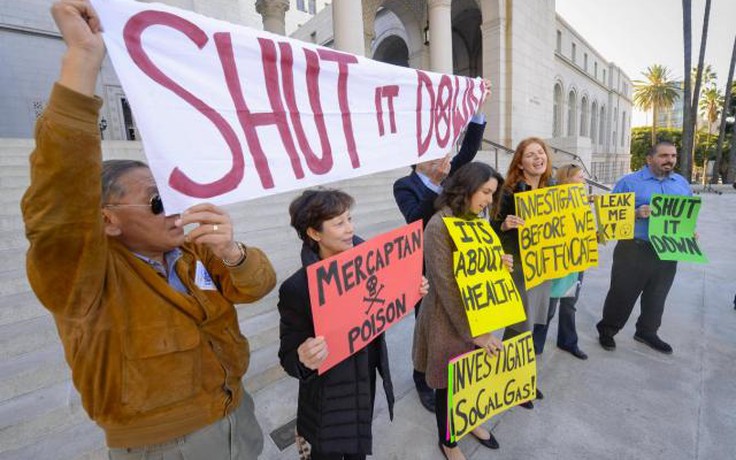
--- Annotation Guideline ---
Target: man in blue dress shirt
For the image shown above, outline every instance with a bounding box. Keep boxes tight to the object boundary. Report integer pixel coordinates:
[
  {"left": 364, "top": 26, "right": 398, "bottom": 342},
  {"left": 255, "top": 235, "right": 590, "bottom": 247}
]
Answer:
[{"left": 596, "top": 141, "right": 692, "bottom": 354}]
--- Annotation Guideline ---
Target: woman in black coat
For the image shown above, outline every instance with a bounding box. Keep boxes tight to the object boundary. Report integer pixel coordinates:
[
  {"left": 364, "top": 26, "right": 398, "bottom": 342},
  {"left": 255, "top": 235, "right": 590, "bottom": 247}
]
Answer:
[{"left": 278, "top": 189, "right": 428, "bottom": 460}]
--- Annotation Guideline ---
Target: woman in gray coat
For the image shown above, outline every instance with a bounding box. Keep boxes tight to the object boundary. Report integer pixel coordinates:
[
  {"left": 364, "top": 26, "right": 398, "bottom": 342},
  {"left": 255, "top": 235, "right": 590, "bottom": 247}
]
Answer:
[{"left": 413, "top": 162, "right": 513, "bottom": 460}]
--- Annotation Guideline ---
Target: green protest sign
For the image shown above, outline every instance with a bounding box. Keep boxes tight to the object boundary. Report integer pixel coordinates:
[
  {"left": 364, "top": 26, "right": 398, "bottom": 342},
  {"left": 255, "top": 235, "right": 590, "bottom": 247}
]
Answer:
[{"left": 648, "top": 194, "right": 708, "bottom": 263}]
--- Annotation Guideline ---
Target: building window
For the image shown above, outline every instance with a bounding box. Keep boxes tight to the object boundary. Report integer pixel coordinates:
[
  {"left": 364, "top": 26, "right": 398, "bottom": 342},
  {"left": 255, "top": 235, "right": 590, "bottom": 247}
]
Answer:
[
  {"left": 121, "top": 98, "right": 137, "bottom": 141},
  {"left": 567, "top": 90, "right": 577, "bottom": 136},
  {"left": 571, "top": 43, "right": 576, "bottom": 63},
  {"left": 556, "top": 30, "right": 562, "bottom": 53},
  {"left": 603, "top": 69, "right": 607, "bottom": 84},
  {"left": 309, "top": 0, "right": 316, "bottom": 14},
  {"left": 621, "top": 111, "right": 627, "bottom": 146},
  {"left": 553, "top": 83, "right": 563, "bottom": 136},
  {"left": 580, "top": 96, "right": 589, "bottom": 137},
  {"left": 613, "top": 107, "right": 618, "bottom": 147},
  {"left": 584, "top": 53, "right": 588, "bottom": 72},
  {"left": 297, "top": 0, "right": 306, "bottom": 12},
  {"left": 591, "top": 101, "right": 598, "bottom": 144},
  {"left": 594, "top": 62, "right": 598, "bottom": 78},
  {"left": 599, "top": 106, "right": 606, "bottom": 145}
]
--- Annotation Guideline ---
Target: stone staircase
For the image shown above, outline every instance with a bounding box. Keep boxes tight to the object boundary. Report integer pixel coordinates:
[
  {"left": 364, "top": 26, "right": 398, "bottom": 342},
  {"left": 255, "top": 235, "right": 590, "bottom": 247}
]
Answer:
[{"left": 0, "top": 138, "right": 419, "bottom": 459}]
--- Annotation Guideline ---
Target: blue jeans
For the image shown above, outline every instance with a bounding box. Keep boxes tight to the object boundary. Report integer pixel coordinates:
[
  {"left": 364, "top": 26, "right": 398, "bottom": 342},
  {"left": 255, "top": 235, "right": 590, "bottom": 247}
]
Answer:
[{"left": 533, "top": 273, "right": 583, "bottom": 354}]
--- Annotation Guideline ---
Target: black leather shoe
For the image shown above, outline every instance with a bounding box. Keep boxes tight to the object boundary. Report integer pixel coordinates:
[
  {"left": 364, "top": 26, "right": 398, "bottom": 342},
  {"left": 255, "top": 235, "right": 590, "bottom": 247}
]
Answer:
[
  {"left": 471, "top": 431, "right": 499, "bottom": 449},
  {"left": 417, "top": 388, "right": 436, "bottom": 413},
  {"left": 598, "top": 334, "right": 616, "bottom": 351},
  {"left": 634, "top": 333, "right": 673, "bottom": 354},
  {"left": 536, "top": 388, "right": 544, "bottom": 400},
  {"left": 560, "top": 346, "right": 589, "bottom": 360},
  {"left": 519, "top": 400, "right": 534, "bottom": 410}
]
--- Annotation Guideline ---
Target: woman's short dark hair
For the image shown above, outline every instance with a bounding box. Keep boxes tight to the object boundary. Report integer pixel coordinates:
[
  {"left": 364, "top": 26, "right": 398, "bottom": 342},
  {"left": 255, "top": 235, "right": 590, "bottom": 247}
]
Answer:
[
  {"left": 289, "top": 189, "right": 355, "bottom": 250},
  {"left": 436, "top": 162, "right": 504, "bottom": 217},
  {"left": 101, "top": 159, "right": 148, "bottom": 203}
]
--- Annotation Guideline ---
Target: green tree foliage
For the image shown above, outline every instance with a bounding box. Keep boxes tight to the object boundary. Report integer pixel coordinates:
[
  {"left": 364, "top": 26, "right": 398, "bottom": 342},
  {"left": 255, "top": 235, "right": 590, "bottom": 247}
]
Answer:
[
  {"left": 633, "top": 65, "right": 681, "bottom": 146},
  {"left": 629, "top": 126, "right": 732, "bottom": 176}
]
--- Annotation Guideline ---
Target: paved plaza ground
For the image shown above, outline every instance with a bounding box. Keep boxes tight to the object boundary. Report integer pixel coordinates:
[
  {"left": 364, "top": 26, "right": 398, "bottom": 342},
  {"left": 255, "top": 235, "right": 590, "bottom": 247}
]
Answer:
[{"left": 273, "top": 188, "right": 736, "bottom": 460}]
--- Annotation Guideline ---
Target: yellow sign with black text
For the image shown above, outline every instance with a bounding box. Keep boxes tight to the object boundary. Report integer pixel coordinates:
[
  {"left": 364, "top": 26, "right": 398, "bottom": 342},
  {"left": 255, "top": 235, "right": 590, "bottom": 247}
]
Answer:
[
  {"left": 447, "top": 332, "right": 537, "bottom": 442},
  {"left": 444, "top": 217, "right": 525, "bottom": 337}
]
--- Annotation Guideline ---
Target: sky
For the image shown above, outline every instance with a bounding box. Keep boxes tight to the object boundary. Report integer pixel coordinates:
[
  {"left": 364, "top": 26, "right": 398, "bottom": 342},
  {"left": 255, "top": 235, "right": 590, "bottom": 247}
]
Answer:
[{"left": 555, "top": 0, "right": 736, "bottom": 127}]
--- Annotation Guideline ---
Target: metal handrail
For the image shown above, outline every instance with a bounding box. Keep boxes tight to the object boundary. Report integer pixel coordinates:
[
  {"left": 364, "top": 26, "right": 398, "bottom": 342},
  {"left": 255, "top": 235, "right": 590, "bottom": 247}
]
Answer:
[{"left": 481, "top": 138, "right": 611, "bottom": 193}]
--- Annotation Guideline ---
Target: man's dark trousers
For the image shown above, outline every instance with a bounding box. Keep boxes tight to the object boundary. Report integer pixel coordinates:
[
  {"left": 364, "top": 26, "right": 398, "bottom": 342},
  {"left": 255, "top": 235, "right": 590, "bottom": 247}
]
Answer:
[{"left": 598, "top": 239, "right": 677, "bottom": 337}]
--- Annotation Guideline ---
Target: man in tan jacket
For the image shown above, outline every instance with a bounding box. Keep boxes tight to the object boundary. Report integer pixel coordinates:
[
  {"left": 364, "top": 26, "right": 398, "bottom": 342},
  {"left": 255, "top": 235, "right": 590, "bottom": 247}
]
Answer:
[{"left": 21, "top": 1, "right": 276, "bottom": 458}]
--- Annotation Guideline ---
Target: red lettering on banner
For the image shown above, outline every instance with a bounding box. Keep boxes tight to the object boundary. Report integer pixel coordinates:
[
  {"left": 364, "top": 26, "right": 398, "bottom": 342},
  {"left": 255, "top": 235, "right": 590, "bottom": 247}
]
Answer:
[
  {"left": 416, "top": 70, "right": 435, "bottom": 156},
  {"left": 375, "top": 85, "right": 399, "bottom": 136},
  {"left": 452, "top": 76, "right": 469, "bottom": 144},
  {"left": 279, "top": 44, "right": 333, "bottom": 174},
  {"left": 435, "top": 75, "right": 452, "bottom": 148},
  {"left": 123, "top": 11, "right": 244, "bottom": 198},
  {"left": 217, "top": 34, "right": 305, "bottom": 189},
  {"left": 375, "top": 87, "right": 384, "bottom": 136},
  {"left": 416, "top": 72, "right": 482, "bottom": 157},
  {"left": 467, "top": 79, "right": 479, "bottom": 116},
  {"left": 317, "top": 49, "right": 360, "bottom": 168}
]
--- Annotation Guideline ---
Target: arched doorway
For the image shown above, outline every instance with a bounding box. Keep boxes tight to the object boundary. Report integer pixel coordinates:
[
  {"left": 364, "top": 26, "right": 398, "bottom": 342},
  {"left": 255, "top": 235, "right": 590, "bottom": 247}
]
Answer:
[
  {"left": 452, "top": 0, "right": 482, "bottom": 77},
  {"left": 373, "top": 34, "right": 410, "bottom": 67}
]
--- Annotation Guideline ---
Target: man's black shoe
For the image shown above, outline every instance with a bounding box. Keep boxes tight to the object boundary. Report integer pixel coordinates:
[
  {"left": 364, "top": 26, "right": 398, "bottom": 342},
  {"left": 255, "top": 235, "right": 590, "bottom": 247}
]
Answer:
[
  {"left": 559, "top": 346, "right": 589, "bottom": 360},
  {"left": 417, "top": 388, "right": 436, "bottom": 413},
  {"left": 598, "top": 334, "right": 615, "bottom": 351},
  {"left": 536, "top": 388, "right": 544, "bottom": 400},
  {"left": 634, "top": 333, "right": 673, "bottom": 354}
]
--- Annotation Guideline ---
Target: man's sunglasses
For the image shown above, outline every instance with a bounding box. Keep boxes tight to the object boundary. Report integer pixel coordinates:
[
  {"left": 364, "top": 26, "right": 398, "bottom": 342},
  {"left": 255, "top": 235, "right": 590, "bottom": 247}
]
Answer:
[{"left": 104, "top": 194, "right": 164, "bottom": 215}]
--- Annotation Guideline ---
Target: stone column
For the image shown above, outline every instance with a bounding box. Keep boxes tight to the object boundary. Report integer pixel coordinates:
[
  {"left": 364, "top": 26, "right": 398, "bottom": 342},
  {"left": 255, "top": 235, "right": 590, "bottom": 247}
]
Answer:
[
  {"left": 480, "top": 1, "right": 512, "bottom": 146},
  {"left": 256, "top": 0, "right": 290, "bottom": 35},
  {"left": 428, "top": 0, "right": 453, "bottom": 73},
  {"left": 333, "top": 1, "right": 365, "bottom": 56}
]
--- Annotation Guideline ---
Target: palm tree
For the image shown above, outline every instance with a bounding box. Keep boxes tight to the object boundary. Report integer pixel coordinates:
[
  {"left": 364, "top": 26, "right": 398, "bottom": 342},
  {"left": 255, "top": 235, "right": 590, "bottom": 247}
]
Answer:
[
  {"left": 713, "top": 37, "right": 735, "bottom": 184},
  {"left": 633, "top": 65, "right": 681, "bottom": 146},
  {"left": 681, "top": 0, "right": 693, "bottom": 178},
  {"left": 698, "top": 87, "right": 724, "bottom": 183},
  {"left": 682, "top": 0, "right": 712, "bottom": 182},
  {"left": 728, "top": 80, "right": 736, "bottom": 183},
  {"left": 692, "top": 64, "right": 717, "bottom": 91}
]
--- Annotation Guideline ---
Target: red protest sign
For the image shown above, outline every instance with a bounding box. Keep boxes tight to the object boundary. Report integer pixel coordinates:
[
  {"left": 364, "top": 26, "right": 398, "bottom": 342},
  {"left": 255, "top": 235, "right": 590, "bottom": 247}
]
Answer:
[{"left": 307, "top": 221, "right": 423, "bottom": 374}]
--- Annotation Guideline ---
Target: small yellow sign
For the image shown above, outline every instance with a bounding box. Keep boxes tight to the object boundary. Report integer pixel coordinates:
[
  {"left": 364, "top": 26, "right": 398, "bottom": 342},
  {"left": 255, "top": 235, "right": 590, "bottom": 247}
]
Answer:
[{"left": 594, "top": 192, "right": 635, "bottom": 241}]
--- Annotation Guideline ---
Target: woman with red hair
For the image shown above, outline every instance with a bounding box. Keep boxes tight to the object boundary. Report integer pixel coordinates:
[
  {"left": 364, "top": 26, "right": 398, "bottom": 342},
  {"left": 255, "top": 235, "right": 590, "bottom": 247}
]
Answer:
[{"left": 491, "top": 137, "right": 554, "bottom": 408}]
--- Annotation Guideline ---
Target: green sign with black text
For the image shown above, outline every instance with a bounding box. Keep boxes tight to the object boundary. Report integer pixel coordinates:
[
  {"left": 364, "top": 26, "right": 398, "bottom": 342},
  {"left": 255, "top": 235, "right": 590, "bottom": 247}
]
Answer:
[{"left": 648, "top": 194, "right": 707, "bottom": 263}]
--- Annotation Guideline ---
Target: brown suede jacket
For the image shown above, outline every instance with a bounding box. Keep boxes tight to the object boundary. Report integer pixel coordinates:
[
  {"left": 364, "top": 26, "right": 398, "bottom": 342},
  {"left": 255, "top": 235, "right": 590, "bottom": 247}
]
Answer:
[{"left": 21, "top": 84, "right": 276, "bottom": 448}]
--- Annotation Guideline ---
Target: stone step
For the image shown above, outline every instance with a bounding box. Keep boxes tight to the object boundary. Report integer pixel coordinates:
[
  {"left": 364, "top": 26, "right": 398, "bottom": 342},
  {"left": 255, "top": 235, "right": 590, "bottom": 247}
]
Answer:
[
  {"left": 0, "top": 345, "right": 69, "bottom": 403},
  {"left": 0, "top": 267, "right": 31, "bottom": 297},
  {"left": 0, "top": 245, "right": 27, "bottom": 272},
  {"left": 0, "top": 314, "right": 59, "bottom": 361},
  {"left": 251, "top": 374, "right": 299, "bottom": 449},
  {"left": 0, "top": 174, "right": 29, "bottom": 189},
  {"left": 0, "top": 291, "right": 46, "bottom": 328},
  {"left": 0, "top": 413, "right": 104, "bottom": 460},
  {"left": 0, "top": 164, "right": 31, "bottom": 178},
  {"left": 243, "top": 341, "right": 282, "bottom": 394}
]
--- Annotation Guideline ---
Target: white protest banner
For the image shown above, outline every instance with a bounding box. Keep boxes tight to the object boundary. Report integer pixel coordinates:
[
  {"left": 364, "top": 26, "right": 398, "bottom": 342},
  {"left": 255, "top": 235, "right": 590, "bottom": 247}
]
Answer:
[{"left": 91, "top": 0, "right": 485, "bottom": 213}]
